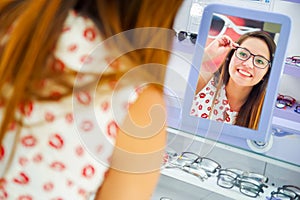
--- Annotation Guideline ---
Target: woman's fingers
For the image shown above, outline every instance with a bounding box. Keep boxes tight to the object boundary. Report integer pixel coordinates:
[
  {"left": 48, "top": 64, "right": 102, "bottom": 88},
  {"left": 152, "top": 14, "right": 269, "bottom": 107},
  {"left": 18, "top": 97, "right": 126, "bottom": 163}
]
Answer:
[
  {"left": 218, "top": 35, "right": 239, "bottom": 49},
  {"left": 219, "top": 35, "right": 235, "bottom": 48}
]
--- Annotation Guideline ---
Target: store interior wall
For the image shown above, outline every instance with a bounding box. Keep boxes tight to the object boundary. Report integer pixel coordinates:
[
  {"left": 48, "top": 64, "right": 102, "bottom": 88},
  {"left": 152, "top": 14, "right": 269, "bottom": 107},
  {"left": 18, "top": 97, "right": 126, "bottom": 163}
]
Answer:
[{"left": 273, "top": 0, "right": 300, "bottom": 100}]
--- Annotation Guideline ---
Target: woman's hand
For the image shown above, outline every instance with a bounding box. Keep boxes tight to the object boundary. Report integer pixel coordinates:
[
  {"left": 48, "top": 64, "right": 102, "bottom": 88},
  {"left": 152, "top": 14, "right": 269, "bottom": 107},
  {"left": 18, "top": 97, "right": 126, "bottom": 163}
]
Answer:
[
  {"left": 204, "top": 35, "right": 239, "bottom": 62},
  {"left": 196, "top": 35, "right": 239, "bottom": 94}
]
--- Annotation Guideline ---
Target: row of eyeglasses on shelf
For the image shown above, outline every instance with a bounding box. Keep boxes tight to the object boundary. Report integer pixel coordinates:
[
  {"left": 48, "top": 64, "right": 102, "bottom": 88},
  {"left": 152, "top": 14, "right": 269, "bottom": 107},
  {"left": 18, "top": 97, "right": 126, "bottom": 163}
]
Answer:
[
  {"left": 276, "top": 94, "right": 300, "bottom": 114},
  {"left": 163, "top": 150, "right": 299, "bottom": 199},
  {"left": 285, "top": 56, "right": 300, "bottom": 67}
]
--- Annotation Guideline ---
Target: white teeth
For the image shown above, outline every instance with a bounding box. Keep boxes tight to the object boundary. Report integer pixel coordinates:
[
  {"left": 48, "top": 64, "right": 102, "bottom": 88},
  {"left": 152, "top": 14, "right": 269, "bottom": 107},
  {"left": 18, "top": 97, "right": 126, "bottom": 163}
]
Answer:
[{"left": 238, "top": 69, "right": 251, "bottom": 77}]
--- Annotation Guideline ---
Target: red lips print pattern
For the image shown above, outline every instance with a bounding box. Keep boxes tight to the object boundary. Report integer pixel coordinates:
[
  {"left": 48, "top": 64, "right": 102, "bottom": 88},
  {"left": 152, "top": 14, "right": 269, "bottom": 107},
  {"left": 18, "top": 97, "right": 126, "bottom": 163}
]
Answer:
[
  {"left": 0, "top": 10, "right": 139, "bottom": 199},
  {"left": 190, "top": 79, "right": 237, "bottom": 124}
]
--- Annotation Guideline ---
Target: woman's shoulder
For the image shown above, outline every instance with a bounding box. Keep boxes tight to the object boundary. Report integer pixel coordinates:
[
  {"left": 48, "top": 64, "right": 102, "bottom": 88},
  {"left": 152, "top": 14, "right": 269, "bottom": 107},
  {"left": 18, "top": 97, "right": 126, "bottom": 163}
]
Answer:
[{"left": 53, "top": 10, "right": 121, "bottom": 75}]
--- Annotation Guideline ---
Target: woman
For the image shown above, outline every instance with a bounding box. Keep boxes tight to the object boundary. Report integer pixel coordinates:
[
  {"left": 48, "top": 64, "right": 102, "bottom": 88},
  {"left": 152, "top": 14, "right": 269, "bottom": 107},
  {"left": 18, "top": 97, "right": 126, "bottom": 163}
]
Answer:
[
  {"left": 0, "top": 0, "right": 182, "bottom": 199},
  {"left": 191, "top": 31, "right": 276, "bottom": 129}
]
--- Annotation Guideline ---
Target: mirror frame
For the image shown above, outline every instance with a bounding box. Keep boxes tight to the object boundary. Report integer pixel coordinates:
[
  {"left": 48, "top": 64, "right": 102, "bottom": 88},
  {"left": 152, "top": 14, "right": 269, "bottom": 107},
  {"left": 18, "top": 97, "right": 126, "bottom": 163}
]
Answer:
[{"left": 169, "top": 3, "right": 291, "bottom": 142}]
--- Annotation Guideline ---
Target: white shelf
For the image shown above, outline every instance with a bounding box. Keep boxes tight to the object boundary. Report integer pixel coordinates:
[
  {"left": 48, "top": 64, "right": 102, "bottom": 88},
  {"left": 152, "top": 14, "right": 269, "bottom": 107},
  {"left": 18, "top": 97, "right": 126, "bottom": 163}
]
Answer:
[
  {"left": 281, "top": 0, "right": 300, "bottom": 3},
  {"left": 283, "top": 63, "right": 300, "bottom": 78},
  {"left": 161, "top": 168, "right": 277, "bottom": 200},
  {"left": 272, "top": 63, "right": 300, "bottom": 133}
]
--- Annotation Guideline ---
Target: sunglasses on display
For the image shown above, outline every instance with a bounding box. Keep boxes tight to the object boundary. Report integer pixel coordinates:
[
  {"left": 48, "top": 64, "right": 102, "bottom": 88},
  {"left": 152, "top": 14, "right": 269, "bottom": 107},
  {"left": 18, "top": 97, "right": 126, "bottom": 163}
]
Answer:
[
  {"left": 276, "top": 94, "right": 296, "bottom": 109},
  {"left": 286, "top": 56, "right": 300, "bottom": 66},
  {"left": 208, "top": 13, "right": 261, "bottom": 39},
  {"left": 234, "top": 47, "right": 271, "bottom": 69},
  {"left": 176, "top": 31, "right": 198, "bottom": 44},
  {"left": 267, "top": 185, "right": 300, "bottom": 200},
  {"left": 217, "top": 168, "right": 268, "bottom": 198}
]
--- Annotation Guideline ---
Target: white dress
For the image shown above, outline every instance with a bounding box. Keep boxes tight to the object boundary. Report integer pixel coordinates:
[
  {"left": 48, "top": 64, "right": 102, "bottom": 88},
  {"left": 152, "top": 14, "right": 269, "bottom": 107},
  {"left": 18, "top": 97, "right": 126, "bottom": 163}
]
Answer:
[
  {"left": 190, "top": 78, "right": 238, "bottom": 124},
  {"left": 0, "top": 10, "right": 145, "bottom": 199}
]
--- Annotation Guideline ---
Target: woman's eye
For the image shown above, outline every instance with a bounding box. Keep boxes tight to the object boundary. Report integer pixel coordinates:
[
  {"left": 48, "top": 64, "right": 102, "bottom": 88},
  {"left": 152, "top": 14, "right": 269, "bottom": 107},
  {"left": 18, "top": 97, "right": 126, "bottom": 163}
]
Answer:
[
  {"left": 255, "top": 58, "right": 266, "bottom": 65},
  {"left": 239, "top": 52, "right": 248, "bottom": 58},
  {"left": 256, "top": 59, "right": 263, "bottom": 64}
]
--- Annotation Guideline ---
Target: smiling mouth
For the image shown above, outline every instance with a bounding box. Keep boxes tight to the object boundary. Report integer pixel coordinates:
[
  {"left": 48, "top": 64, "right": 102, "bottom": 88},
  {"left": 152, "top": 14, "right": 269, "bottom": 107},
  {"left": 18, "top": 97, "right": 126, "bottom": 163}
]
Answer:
[{"left": 237, "top": 69, "right": 252, "bottom": 77}]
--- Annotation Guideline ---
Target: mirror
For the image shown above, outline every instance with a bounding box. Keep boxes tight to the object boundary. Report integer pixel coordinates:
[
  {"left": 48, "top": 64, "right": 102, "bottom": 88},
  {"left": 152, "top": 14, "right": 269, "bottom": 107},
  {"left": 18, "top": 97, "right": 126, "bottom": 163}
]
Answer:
[{"left": 169, "top": 4, "right": 291, "bottom": 143}]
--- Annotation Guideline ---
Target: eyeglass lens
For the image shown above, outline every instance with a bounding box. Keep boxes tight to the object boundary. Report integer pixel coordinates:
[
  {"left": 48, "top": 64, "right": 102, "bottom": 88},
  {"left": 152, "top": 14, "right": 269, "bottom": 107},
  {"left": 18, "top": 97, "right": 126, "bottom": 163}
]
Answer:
[
  {"left": 278, "top": 188, "right": 298, "bottom": 199},
  {"left": 175, "top": 152, "right": 198, "bottom": 166},
  {"left": 282, "top": 185, "right": 300, "bottom": 199},
  {"left": 276, "top": 100, "right": 288, "bottom": 109},
  {"left": 242, "top": 172, "right": 268, "bottom": 183},
  {"left": 177, "top": 31, "right": 197, "bottom": 44},
  {"left": 180, "top": 152, "right": 221, "bottom": 173},
  {"left": 239, "top": 181, "right": 261, "bottom": 198},
  {"left": 180, "top": 152, "right": 199, "bottom": 160},
  {"left": 271, "top": 191, "right": 294, "bottom": 200},
  {"left": 235, "top": 47, "right": 270, "bottom": 69},
  {"left": 217, "top": 169, "right": 267, "bottom": 198},
  {"left": 217, "top": 170, "right": 238, "bottom": 188},
  {"left": 276, "top": 95, "right": 297, "bottom": 109},
  {"left": 209, "top": 15, "right": 225, "bottom": 38},
  {"left": 198, "top": 158, "right": 221, "bottom": 173},
  {"left": 178, "top": 31, "right": 187, "bottom": 41},
  {"left": 217, "top": 174, "right": 236, "bottom": 188}
]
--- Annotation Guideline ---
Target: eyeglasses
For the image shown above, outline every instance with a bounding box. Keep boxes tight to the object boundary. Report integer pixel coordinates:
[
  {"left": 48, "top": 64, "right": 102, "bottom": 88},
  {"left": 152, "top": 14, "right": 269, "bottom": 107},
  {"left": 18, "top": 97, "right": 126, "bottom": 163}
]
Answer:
[
  {"left": 276, "top": 94, "right": 296, "bottom": 109},
  {"left": 176, "top": 31, "right": 197, "bottom": 44},
  {"left": 286, "top": 56, "right": 300, "bottom": 66},
  {"left": 177, "top": 152, "right": 221, "bottom": 174},
  {"left": 234, "top": 47, "right": 271, "bottom": 69},
  {"left": 208, "top": 13, "right": 261, "bottom": 39},
  {"left": 217, "top": 168, "right": 268, "bottom": 198},
  {"left": 221, "top": 168, "right": 268, "bottom": 185},
  {"left": 269, "top": 191, "right": 296, "bottom": 200},
  {"left": 282, "top": 185, "right": 300, "bottom": 198},
  {"left": 268, "top": 185, "right": 300, "bottom": 200},
  {"left": 164, "top": 151, "right": 221, "bottom": 180}
]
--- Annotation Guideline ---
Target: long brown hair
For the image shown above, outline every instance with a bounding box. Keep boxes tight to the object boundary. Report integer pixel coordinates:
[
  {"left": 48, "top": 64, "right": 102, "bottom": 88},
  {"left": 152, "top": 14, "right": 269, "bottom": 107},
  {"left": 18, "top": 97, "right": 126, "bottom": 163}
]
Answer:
[
  {"left": 0, "top": 0, "right": 182, "bottom": 144},
  {"left": 215, "top": 31, "right": 276, "bottom": 129}
]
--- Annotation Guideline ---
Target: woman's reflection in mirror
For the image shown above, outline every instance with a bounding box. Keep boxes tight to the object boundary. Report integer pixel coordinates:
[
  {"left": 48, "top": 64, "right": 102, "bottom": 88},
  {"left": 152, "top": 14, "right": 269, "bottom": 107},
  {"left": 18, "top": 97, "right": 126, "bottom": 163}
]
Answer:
[{"left": 191, "top": 31, "right": 276, "bottom": 129}]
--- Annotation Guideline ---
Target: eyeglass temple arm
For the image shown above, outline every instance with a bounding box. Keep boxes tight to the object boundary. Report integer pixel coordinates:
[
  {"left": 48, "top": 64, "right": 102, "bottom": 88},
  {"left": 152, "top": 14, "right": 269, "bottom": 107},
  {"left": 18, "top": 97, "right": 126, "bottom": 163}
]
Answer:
[
  {"left": 213, "top": 13, "right": 261, "bottom": 36},
  {"left": 182, "top": 164, "right": 208, "bottom": 181}
]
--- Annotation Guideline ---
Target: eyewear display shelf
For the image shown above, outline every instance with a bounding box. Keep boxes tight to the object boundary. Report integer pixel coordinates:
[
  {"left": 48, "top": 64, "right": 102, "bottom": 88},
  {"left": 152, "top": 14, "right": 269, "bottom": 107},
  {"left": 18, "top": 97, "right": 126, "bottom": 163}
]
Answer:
[
  {"left": 282, "top": 0, "right": 300, "bottom": 3},
  {"left": 161, "top": 168, "right": 276, "bottom": 200},
  {"left": 158, "top": 129, "right": 300, "bottom": 200},
  {"left": 272, "top": 63, "right": 300, "bottom": 135}
]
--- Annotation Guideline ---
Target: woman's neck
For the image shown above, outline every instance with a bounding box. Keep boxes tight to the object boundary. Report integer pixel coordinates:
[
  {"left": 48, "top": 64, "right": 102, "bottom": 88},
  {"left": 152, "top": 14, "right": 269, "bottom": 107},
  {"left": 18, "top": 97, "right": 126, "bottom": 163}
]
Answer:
[{"left": 225, "top": 79, "right": 253, "bottom": 112}]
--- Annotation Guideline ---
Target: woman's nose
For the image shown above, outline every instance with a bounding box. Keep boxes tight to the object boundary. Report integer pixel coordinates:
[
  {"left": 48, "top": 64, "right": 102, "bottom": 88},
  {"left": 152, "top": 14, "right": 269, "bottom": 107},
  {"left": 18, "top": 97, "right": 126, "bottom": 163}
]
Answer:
[{"left": 242, "top": 56, "right": 254, "bottom": 68}]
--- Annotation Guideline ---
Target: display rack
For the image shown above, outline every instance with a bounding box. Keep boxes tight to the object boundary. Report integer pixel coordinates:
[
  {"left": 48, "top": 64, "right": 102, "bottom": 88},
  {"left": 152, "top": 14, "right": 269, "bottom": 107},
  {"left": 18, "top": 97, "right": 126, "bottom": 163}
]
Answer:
[
  {"left": 273, "top": 106, "right": 300, "bottom": 123},
  {"left": 281, "top": 0, "right": 300, "bottom": 3},
  {"left": 283, "top": 63, "right": 300, "bottom": 78},
  {"left": 272, "top": 63, "right": 300, "bottom": 133}
]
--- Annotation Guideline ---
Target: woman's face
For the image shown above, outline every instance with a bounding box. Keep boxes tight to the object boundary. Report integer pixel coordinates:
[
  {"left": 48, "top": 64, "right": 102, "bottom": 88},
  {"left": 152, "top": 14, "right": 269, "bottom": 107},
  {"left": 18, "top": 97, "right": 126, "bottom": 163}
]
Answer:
[{"left": 228, "top": 37, "right": 270, "bottom": 87}]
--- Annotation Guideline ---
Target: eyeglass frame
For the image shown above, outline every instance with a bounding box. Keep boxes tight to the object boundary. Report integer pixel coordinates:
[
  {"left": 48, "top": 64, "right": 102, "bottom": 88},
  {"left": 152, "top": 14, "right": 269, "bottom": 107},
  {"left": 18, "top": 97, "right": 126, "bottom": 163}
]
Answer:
[
  {"left": 219, "top": 168, "right": 268, "bottom": 185},
  {"left": 234, "top": 47, "right": 271, "bottom": 69},
  {"left": 282, "top": 185, "right": 300, "bottom": 199},
  {"left": 176, "top": 31, "right": 198, "bottom": 44},
  {"left": 163, "top": 151, "right": 210, "bottom": 181},
  {"left": 276, "top": 94, "right": 296, "bottom": 109},
  {"left": 177, "top": 151, "right": 222, "bottom": 174},
  {"left": 269, "top": 191, "right": 295, "bottom": 200},
  {"left": 216, "top": 168, "right": 267, "bottom": 198},
  {"left": 208, "top": 13, "right": 261, "bottom": 39},
  {"left": 286, "top": 56, "right": 300, "bottom": 65},
  {"left": 268, "top": 185, "right": 300, "bottom": 200}
]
